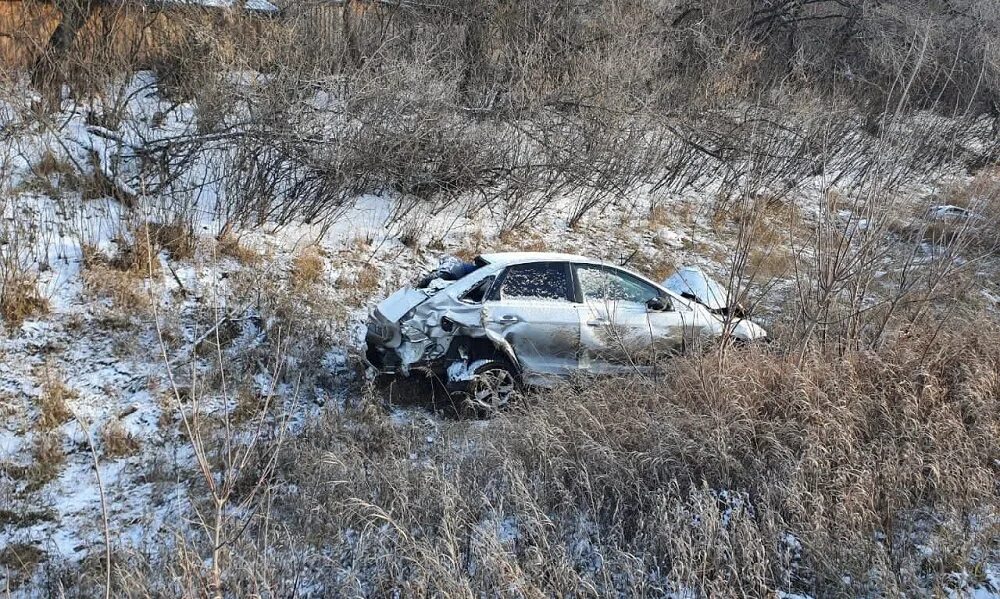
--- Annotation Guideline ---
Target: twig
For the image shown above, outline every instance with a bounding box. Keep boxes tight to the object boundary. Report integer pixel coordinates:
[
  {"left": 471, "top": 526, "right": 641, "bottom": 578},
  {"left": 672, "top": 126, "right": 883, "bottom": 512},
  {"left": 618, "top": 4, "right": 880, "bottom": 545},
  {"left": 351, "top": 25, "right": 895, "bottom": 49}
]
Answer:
[
  {"left": 72, "top": 412, "right": 112, "bottom": 599},
  {"left": 168, "top": 303, "right": 253, "bottom": 369}
]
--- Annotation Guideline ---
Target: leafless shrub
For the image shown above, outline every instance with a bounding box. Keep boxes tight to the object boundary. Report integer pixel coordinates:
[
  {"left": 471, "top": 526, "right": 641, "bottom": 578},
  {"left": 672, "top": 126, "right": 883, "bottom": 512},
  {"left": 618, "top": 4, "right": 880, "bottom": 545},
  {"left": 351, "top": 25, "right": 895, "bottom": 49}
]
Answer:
[
  {"left": 35, "top": 0, "right": 994, "bottom": 241},
  {"left": 0, "top": 195, "right": 48, "bottom": 327}
]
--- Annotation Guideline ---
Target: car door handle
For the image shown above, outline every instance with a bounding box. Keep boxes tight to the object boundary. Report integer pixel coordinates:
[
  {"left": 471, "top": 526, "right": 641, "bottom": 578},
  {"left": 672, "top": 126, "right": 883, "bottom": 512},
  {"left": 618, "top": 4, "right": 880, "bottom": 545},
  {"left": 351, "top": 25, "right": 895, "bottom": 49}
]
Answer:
[
  {"left": 495, "top": 315, "right": 520, "bottom": 325},
  {"left": 587, "top": 318, "right": 610, "bottom": 327}
]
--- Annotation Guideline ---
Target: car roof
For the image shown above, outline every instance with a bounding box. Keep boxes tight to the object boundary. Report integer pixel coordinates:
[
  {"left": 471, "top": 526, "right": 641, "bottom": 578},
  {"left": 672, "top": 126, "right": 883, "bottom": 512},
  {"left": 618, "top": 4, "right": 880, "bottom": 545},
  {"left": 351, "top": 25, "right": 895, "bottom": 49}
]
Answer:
[
  {"left": 477, "top": 252, "right": 608, "bottom": 267},
  {"left": 472, "top": 251, "right": 695, "bottom": 307}
]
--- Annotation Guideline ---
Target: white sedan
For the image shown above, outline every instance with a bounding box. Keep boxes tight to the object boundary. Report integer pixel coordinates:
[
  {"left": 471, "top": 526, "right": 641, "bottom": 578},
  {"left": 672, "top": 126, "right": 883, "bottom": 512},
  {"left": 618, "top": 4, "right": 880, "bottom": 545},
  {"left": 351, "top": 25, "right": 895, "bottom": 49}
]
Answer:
[{"left": 366, "top": 252, "right": 767, "bottom": 411}]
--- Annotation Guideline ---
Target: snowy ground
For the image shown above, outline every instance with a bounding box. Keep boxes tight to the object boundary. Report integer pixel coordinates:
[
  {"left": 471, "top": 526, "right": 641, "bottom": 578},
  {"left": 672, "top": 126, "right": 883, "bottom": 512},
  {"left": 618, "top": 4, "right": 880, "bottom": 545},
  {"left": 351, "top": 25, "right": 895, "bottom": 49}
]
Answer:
[{"left": 1, "top": 74, "right": 998, "bottom": 596}]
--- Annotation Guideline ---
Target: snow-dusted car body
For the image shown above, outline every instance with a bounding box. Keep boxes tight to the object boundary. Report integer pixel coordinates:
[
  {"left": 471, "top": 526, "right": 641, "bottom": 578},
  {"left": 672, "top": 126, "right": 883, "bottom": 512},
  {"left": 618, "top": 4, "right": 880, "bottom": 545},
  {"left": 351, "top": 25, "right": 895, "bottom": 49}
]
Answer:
[{"left": 365, "top": 252, "right": 766, "bottom": 407}]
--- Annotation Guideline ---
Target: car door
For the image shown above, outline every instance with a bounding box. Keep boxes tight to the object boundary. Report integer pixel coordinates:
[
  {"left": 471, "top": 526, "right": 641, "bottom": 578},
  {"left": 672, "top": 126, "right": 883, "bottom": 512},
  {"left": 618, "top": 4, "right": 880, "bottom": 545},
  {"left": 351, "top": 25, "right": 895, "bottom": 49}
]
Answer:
[
  {"left": 573, "top": 263, "right": 687, "bottom": 373},
  {"left": 482, "top": 262, "right": 581, "bottom": 379}
]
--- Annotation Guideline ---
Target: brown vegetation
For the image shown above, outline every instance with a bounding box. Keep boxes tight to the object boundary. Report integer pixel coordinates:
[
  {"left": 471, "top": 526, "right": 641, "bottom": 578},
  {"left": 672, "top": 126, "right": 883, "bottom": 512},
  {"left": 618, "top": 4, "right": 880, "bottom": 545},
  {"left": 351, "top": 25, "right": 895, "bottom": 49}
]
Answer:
[
  {"left": 0, "top": 543, "right": 46, "bottom": 587},
  {"left": 73, "top": 316, "right": 998, "bottom": 597},
  {"left": 216, "top": 228, "right": 261, "bottom": 265},
  {"left": 2, "top": 1, "right": 1000, "bottom": 596},
  {"left": 28, "top": 431, "right": 65, "bottom": 490},
  {"left": 0, "top": 0, "right": 282, "bottom": 73},
  {"left": 290, "top": 245, "right": 325, "bottom": 291},
  {"left": 82, "top": 261, "right": 151, "bottom": 316},
  {"left": 38, "top": 376, "right": 74, "bottom": 430},
  {"left": 0, "top": 273, "right": 48, "bottom": 325},
  {"left": 109, "top": 221, "right": 195, "bottom": 273},
  {"left": 101, "top": 419, "right": 140, "bottom": 458}
]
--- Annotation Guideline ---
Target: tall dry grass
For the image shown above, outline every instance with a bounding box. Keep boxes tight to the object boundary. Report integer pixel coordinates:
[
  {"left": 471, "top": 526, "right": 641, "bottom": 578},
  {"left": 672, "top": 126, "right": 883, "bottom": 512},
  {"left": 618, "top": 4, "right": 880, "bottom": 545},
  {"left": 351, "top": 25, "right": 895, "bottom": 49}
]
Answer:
[{"left": 52, "top": 314, "right": 996, "bottom": 598}]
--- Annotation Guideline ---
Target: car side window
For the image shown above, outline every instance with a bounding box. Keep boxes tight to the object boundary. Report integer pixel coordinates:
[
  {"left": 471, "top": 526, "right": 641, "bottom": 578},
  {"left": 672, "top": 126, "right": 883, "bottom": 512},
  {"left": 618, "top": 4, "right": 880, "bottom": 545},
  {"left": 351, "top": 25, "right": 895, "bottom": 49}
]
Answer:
[
  {"left": 460, "top": 275, "right": 495, "bottom": 304},
  {"left": 575, "top": 265, "right": 661, "bottom": 305},
  {"left": 494, "top": 263, "right": 571, "bottom": 301}
]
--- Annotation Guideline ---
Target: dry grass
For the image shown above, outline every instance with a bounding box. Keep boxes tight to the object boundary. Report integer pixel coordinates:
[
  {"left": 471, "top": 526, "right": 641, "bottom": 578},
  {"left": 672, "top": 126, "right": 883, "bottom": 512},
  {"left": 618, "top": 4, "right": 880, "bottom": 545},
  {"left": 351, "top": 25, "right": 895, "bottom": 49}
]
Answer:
[
  {"left": 356, "top": 262, "right": 381, "bottom": 291},
  {"left": 16, "top": 150, "right": 78, "bottom": 198},
  {"left": 82, "top": 262, "right": 151, "bottom": 317},
  {"left": 0, "top": 543, "right": 46, "bottom": 589},
  {"left": 18, "top": 150, "right": 132, "bottom": 202},
  {"left": 631, "top": 251, "right": 676, "bottom": 282},
  {"left": 145, "top": 222, "right": 196, "bottom": 261},
  {"left": 0, "top": 390, "right": 15, "bottom": 419},
  {"left": 453, "top": 229, "right": 488, "bottom": 262},
  {"left": 343, "top": 261, "right": 382, "bottom": 305},
  {"left": 647, "top": 201, "right": 699, "bottom": 229},
  {"left": 114, "top": 315, "right": 991, "bottom": 597},
  {"left": 18, "top": 286, "right": 998, "bottom": 597},
  {"left": 748, "top": 245, "right": 796, "bottom": 279},
  {"left": 216, "top": 229, "right": 261, "bottom": 265},
  {"left": 937, "top": 167, "right": 1000, "bottom": 209},
  {"left": 101, "top": 419, "right": 141, "bottom": 459},
  {"left": 499, "top": 229, "right": 548, "bottom": 252},
  {"left": 38, "top": 378, "right": 74, "bottom": 430},
  {"left": 290, "top": 246, "right": 325, "bottom": 291},
  {"left": 648, "top": 203, "right": 672, "bottom": 227},
  {"left": 230, "top": 387, "right": 272, "bottom": 425},
  {"left": 109, "top": 221, "right": 195, "bottom": 274},
  {"left": 28, "top": 431, "right": 65, "bottom": 491},
  {"left": 0, "top": 1, "right": 283, "bottom": 73},
  {"left": 34, "top": 150, "right": 72, "bottom": 178},
  {"left": 0, "top": 273, "right": 48, "bottom": 326}
]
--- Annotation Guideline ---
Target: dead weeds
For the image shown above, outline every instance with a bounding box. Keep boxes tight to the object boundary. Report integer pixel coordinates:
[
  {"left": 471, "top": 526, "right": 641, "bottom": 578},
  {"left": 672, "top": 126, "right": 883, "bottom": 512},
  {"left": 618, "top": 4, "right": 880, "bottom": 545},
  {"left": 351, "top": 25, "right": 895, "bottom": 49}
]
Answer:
[
  {"left": 290, "top": 245, "right": 325, "bottom": 290},
  {"left": 101, "top": 419, "right": 141, "bottom": 458},
  {"left": 38, "top": 377, "right": 75, "bottom": 430},
  {"left": 0, "top": 274, "right": 48, "bottom": 326}
]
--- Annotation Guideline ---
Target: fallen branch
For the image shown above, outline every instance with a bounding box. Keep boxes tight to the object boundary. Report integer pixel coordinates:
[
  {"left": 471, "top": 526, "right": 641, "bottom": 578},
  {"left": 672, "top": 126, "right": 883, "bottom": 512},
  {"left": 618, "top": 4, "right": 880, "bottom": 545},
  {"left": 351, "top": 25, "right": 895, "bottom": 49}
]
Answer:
[{"left": 169, "top": 303, "right": 253, "bottom": 369}]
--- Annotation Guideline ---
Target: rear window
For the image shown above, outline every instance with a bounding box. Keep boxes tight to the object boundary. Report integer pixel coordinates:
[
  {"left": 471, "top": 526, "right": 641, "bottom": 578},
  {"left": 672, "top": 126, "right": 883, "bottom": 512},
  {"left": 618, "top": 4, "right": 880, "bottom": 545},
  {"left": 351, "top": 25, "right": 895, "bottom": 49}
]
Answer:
[{"left": 495, "top": 263, "right": 571, "bottom": 301}]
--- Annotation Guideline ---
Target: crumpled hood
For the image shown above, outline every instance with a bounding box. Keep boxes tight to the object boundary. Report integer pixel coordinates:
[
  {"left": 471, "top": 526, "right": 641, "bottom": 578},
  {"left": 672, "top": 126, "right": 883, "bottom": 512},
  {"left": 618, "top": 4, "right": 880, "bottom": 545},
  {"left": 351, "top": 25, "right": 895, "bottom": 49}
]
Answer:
[
  {"left": 663, "top": 267, "right": 731, "bottom": 311},
  {"left": 376, "top": 287, "right": 430, "bottom": 322}
]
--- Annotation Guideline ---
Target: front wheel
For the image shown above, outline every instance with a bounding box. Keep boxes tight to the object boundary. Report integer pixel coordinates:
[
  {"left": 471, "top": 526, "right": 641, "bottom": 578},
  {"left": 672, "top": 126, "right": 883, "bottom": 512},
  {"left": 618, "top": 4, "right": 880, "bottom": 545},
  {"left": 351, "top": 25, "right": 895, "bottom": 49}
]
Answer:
[{"left": 453, "top": 360, "right": 521, "bottom": 416}]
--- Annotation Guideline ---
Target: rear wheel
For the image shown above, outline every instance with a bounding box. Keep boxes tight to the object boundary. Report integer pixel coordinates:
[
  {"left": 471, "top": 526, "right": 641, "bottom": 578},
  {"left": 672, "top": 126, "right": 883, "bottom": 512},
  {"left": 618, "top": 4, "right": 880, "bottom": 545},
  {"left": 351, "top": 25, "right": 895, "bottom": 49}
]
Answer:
[{"left": 455, "top": 360, "right": 521, "bottom": 416}]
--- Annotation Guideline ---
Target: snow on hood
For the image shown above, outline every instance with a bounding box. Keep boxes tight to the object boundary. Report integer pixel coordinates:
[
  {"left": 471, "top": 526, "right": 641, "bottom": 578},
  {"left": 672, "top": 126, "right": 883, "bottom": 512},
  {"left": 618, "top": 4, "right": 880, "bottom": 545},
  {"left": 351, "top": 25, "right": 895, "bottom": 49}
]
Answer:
[{"left": 663, "top": 267, "right": 731, "bottom": 311}]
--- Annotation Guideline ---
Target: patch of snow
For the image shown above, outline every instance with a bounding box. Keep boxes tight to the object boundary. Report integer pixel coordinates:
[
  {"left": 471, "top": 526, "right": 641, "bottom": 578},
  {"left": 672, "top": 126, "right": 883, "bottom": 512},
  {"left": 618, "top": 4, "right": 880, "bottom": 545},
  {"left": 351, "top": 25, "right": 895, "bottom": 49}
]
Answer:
[
  {"left": 446, "top": 359, "right": 491, "bottom": 383},
  {"left": 160, "top": 0, "right": 279, "bottom": 13}
]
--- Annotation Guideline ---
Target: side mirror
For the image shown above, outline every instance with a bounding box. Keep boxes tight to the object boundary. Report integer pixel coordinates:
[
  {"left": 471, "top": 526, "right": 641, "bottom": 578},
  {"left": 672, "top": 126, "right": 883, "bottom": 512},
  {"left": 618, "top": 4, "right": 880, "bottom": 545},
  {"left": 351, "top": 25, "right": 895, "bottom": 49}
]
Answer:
[{"left": 646, "top": 296, "right": 670, "bottom": 312}]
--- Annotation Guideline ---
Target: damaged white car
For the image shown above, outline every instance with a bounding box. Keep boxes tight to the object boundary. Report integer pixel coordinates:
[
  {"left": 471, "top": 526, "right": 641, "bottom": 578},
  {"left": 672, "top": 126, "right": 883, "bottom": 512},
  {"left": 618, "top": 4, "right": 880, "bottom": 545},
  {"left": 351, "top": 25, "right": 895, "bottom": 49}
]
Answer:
[{"left": 366, "top": 252, "right": 767, "bottom": 411}]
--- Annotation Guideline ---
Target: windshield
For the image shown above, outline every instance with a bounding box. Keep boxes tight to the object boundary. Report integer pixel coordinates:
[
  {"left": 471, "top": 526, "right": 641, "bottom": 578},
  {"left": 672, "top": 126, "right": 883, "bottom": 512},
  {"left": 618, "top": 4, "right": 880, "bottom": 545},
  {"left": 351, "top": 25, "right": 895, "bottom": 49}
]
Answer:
[{"left": 663, "top": 268, "right": 730, "bottom": 310}]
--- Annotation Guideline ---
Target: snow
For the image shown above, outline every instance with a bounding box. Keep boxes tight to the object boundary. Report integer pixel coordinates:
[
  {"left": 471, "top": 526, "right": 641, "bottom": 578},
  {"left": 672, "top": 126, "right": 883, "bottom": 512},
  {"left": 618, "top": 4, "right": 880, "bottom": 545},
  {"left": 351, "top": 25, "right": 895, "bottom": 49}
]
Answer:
[
  {"left": 479, "top": 251, "right": 606, "bottom": 266},
  {"left": 446, "top": 359, "right": 491, "bottom": 382},
  {"left": 161, "top": 0, "right": 280, "bottom": 13}
]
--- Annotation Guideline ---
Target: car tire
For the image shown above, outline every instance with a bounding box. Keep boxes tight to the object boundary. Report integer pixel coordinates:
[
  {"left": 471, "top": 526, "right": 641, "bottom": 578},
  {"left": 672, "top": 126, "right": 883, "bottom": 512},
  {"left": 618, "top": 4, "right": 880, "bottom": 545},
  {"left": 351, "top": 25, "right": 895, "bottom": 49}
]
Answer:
[{"left": 455, "top": 360, "right": 521, "bottom": 417}]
